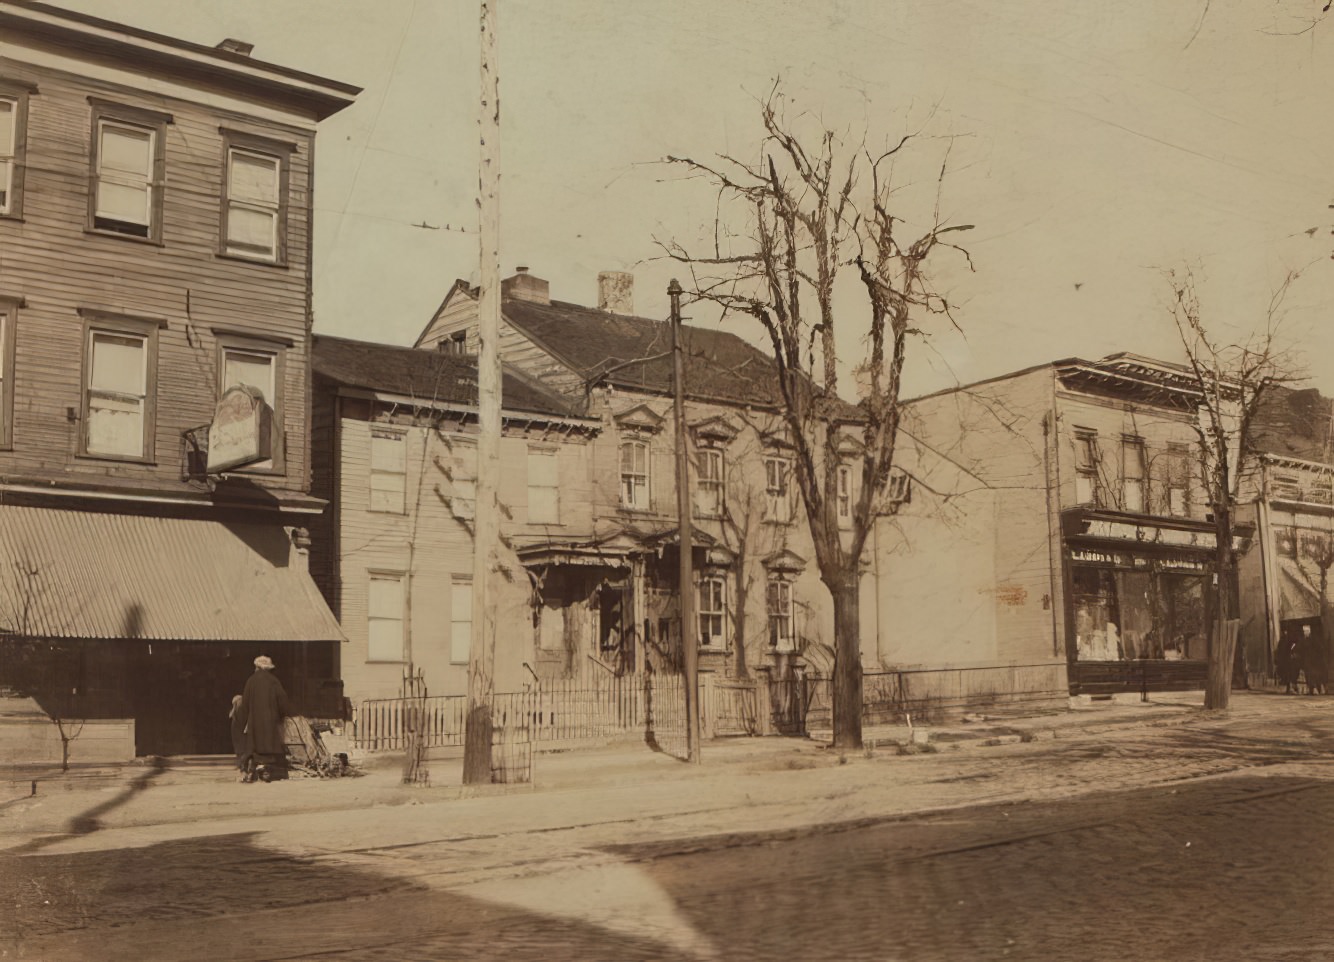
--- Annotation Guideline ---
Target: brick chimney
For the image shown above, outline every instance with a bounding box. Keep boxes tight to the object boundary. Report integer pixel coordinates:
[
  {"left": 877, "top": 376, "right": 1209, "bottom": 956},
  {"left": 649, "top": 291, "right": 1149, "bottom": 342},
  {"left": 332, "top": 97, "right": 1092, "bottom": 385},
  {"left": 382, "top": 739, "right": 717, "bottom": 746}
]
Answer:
[
  {"left": 501, "top": 266, "right": 550, "bottom": 304},
  {"left": 598, "top": 271, "right": 633, "bottom": 315},
  {"left": 215, "top": 38, "right": 255, "bottom": 57}
]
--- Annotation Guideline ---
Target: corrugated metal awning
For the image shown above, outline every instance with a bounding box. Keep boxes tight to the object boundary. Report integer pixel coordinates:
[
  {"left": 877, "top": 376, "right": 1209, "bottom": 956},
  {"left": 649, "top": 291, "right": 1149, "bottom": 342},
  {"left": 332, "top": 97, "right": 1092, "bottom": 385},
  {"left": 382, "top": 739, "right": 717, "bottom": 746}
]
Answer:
[{"left": 0, "top": 505, "right": 344, "bottom": 642}]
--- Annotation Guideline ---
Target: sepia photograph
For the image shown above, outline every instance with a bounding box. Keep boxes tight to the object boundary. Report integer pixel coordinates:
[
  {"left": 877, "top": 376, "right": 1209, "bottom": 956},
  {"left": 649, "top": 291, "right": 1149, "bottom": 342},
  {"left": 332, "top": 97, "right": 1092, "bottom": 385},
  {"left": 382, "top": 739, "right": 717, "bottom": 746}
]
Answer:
[{"left": 2, "top": 1, "right": 1333, "bottom": 959}]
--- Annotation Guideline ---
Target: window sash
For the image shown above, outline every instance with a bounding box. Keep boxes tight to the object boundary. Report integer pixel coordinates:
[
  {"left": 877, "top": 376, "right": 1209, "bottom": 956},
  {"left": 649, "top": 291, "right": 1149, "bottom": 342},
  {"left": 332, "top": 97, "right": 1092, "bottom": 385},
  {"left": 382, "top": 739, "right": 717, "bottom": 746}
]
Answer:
[
  {"left": 765, "top": 457, "right": 792, "bottom": 521},
  {"left": 767, "top": 580, "right": 794, "bottom": 650},
  {"left": 0, "top": 98, "right": 13, "bottom": 215},
  {"left": 620, "top": 440, "right": 649, "bottom": 508},
  {"left": 450, "top": 442, "right": 478, "bottom": 519},
  {"left": 367, "top": 575, "right": 405, "bottom": 662},
  {"left": 221, "top": 347, "right": 278, "bottom": 470},
  {"left": 450, "top": 581, "right": 472, "bottom": 664},
  {"left": 95, "top": 121, "right": 154, "bottom": 227},
  {"left": 226, "top": 148, "right": 281, "bottom": 258},
  {"left": 86, "top": 331, "right": 147, "bottom": 458},
  {"left": 698, "top": 577, "right": 727, "bottom": 647},
  {"left": 370, "top": 433, "right": 407, "bottom": 514}
]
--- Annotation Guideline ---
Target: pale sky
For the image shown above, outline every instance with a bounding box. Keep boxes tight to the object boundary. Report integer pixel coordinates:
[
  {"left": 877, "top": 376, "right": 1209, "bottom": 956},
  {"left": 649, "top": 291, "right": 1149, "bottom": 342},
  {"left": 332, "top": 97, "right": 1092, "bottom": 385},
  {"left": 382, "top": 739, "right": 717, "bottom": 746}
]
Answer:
[{"left": 62, "top": 1, "right": 1334, "bottom": 398}]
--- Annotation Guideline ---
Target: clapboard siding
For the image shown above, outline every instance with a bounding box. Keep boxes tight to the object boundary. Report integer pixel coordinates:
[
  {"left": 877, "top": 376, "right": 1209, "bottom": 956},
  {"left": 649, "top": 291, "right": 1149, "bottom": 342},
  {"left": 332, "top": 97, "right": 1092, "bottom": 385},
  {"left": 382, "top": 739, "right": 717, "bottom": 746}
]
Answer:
[{"left": 0, "top": 54, "right": 317, "bottom": 494}]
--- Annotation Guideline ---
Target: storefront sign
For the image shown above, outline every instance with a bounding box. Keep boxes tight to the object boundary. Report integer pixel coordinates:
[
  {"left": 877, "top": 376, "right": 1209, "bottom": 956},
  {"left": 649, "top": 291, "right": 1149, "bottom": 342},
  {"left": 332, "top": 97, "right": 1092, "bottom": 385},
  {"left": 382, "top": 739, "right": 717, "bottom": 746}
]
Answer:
[
  {"left": 1085, "top": 518, "right": 1216, "bottom": 549},
  {"left": 207, "top": 385, "right": 273, "bottom": 473},
  {"left": 1071, "top": 546, "right": 1207, "bottom": 574}
]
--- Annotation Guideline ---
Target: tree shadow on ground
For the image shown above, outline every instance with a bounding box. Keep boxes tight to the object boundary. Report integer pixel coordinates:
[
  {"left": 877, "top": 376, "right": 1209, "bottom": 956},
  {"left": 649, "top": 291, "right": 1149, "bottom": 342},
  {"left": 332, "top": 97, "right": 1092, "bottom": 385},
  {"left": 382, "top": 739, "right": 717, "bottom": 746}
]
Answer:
[
  {"left": 599, "top": 775, "right": 1334, "bottom": 962},
  {"left": 0, "top": 829, "right": 700, "bottom": 962}
]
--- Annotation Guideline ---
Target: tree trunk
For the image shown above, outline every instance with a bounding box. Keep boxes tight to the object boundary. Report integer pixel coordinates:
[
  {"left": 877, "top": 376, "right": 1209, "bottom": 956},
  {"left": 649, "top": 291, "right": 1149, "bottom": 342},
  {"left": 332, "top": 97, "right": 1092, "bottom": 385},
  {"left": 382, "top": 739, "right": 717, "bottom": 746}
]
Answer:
[
  {"left": 1204, "top": 518, "right": 1237, "bottom": 710},
  {"left": 830, "top": 575, "right": 863, "bottom": 750}
]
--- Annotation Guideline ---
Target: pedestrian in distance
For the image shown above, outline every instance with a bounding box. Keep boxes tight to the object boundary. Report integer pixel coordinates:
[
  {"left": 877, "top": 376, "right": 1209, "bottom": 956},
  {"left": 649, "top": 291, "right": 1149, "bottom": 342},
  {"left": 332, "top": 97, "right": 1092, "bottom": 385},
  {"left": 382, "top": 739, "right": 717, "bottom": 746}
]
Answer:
[
  {"left": 229, "top": 694, "right": 251, "bottom": 778},
  {"left": 1276, "top": 632, "right": 1300, "bottom": 694},
  {"left": 237, "top": 655, "right": 292, "bottom": 782},
  {"left": 1299, "top": 624, "right": 1327, "bottom": 696}
]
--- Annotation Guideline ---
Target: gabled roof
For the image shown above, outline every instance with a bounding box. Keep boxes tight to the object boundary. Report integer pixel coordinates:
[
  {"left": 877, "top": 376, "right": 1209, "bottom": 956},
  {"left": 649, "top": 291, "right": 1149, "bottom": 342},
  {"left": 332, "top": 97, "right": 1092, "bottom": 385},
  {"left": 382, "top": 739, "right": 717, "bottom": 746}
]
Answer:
[
  {"left": 500, "top": 296, "right": 782, "bottom": 407},
  {"left": 311, "top": 335, "right": 582, "bottom": 420}
]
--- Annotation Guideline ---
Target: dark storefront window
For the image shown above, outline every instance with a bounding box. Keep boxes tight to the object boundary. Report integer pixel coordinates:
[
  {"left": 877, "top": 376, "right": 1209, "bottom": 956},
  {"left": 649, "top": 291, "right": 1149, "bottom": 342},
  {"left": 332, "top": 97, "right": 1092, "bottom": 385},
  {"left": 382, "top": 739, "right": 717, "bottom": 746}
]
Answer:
[{"left": 1073, "top": 561, "right": 1208, "bottom": 662}]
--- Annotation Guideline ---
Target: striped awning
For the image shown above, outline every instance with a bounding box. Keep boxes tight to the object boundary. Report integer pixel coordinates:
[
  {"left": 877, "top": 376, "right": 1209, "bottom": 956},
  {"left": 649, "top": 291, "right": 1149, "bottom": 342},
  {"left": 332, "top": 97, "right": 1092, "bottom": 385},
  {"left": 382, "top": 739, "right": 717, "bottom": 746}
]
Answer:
[{"left": 0, "top": 505, "right": 344, "bottom": 642}]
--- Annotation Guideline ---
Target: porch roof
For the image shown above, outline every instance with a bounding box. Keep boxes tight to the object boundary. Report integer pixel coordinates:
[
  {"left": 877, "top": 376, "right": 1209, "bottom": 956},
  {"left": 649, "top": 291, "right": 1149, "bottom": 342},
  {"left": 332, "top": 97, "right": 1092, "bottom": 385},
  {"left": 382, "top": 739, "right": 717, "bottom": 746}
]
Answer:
[{"left": 0, "top": 505, "right": 344, "bottom": 642}]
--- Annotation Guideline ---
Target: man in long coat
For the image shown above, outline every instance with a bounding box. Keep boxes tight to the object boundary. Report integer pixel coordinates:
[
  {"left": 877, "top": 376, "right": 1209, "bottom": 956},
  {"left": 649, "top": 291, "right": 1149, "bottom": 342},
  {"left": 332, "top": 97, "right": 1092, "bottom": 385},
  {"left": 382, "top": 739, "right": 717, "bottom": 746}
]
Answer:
[{"left": 238, "top": 655, "right": 291, "bottom": 766}]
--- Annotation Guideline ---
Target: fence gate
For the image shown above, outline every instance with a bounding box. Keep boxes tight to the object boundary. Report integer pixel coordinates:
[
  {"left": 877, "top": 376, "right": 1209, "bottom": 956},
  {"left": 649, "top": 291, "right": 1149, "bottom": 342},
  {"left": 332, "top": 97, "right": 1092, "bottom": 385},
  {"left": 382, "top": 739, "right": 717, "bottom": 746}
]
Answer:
[{"left": 769, "top": 674, "right": 807, "bottom": 735}]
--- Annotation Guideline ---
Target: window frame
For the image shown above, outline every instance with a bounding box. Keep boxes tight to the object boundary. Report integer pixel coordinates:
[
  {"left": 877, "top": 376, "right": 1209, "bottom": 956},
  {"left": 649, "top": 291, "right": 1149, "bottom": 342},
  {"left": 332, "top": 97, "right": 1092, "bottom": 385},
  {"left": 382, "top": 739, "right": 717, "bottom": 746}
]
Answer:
[
  {"left": 448, "top": 435, "right": 478, "bottom": 520},
  {"left": 764, "top": 454, "right": 793, "bottom": 524},
  {"left": 450, "top": 577, "right": 473, "bottom": 665},
  {"left": 1121, "top": 435, "right": 1146, "bottom": 513},
  {"left": 619, "top": 436, "right": 651, "bottom": 511},
  {"left": 527, "top": 444, "right": 561, "bottom": 524},
  {"left": 766, "top": 577, "right": 795, "bottom": 651},
  {"left": 1073, "top": 430, "right": 1100, "bottom": 507},
  {"left": 837, "top": 463, "right": 853, "bottom": 527},
  {"left": 0, "top": 79, "right": 35, "bottom": 220},
  {"left": 369, "top": 428, "right": 408, "bottom": 515},
  {"left": 86, "top": 100, "right": 171, "bottom": 244},
  {"left": 0, "top": 296, "right": 17, "bottom": 450},
  {"left": 698, "top": 574, "right": 728, "bottom": 650},
  {"left": 214, "top": 330, "right": 288, "bottom": 475},
  {"left": 218, "top": 128, "right": 294, "bottom": 266},
  {"left": 366, "top": 570, "right": 407, "bottom": 664},
  {"left": 695, "top": 441, "right": 725, "bottom": 519},
  {"left": 78, "top": 310, "right": 162, "bottom": 463},
  {"left": 1166, "top": 441, "right": 1191, "bottom": 517}
]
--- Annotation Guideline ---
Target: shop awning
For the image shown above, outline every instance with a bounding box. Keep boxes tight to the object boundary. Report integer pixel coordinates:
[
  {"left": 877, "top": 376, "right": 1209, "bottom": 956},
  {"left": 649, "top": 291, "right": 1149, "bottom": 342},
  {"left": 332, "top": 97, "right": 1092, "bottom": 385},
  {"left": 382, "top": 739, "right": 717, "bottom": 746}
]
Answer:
[{"left": 0, "top": 505, "right": 344, "bottom": 642}]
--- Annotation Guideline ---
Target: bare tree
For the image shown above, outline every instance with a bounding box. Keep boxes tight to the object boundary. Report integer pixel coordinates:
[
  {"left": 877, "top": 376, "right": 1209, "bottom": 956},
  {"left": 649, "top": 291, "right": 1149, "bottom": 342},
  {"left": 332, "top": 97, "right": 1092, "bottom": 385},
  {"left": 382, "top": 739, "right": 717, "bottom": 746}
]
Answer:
[
  {"left": 1165, "top": 265, "right": 1302, "bottom": 709},
  {"left": 662, "top": 85, "right": 973, "bottom": 748}
]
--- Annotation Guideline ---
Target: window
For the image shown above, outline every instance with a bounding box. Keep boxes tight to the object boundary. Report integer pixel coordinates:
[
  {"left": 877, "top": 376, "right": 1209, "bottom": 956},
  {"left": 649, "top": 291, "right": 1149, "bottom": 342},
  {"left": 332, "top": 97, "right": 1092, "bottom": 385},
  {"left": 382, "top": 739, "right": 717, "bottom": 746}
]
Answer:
[
  {"left": 765, "top": 456, "right": 793, "bottom": 523},
  {"left": 527, "top": 446, "right": 560, "bottom": 524},
  {"left": 0, "top": 81, "right": 32, "bottom": 219},
  {"left": 450, "top": 579, "right": 472, "bottom": 664},
  {"left": 885, "top": 469, "right": 912, "bottom": 506},
  {"left": 89, "top": 102, "right": 169, "bottom": 241},
  {"left": 767, "top": 578, "right": 795, "bottom": 651},
  {"left": 0, "top": 299, "right": 15, "bottom": 449},
  {"left": 367, "top": 573, "right": 405, "bottom": 662},
  {"left": 1074, "top": 431, "right": 1100, "bottom": 506},
  {"left": 83, "top": 320, "right": 157, "bottom": 460},
  {"left": 449, "top": 438, "right": 477, "bottom": 519},
  {"left": 369, "top": 431, "right": 407, "bottom": 513},
  {"left": 1167, "top": 442, "right": 1191, "bottom": 517},
  {"left": 696, "top": 443, "right": 724, "bottom": 518},
  {"left": 220, "top": 131, "right": 292, "bottom": 263},
  {"left": 620, "top": 438, "right": 650, "bottom": 510},
  {"left": 439, "top": 331, "right": 468, "bottom": 356},
  {"left": 1122, "top": 437, "right": 1146, "bottom": 513},
  {"left": 698, "top": 576, "right": 727, "bottom": 649},
  {"left": 837, "top": 464, "right": 853, "bottom": 526},
  {"left": 218, "top": 339, "right": 284, "bottom": 472}
]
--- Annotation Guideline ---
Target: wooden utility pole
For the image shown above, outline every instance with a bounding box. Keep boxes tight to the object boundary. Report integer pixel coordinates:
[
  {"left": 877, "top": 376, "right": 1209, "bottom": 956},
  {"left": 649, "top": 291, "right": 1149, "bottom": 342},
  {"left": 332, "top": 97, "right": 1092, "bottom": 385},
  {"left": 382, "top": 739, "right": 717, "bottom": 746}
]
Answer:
[
  {"left": 669, "top": 279, "right": 701, "bottom": 763},
  {"left": 464, "top": 0, "right": 501, "bottom": 784}
]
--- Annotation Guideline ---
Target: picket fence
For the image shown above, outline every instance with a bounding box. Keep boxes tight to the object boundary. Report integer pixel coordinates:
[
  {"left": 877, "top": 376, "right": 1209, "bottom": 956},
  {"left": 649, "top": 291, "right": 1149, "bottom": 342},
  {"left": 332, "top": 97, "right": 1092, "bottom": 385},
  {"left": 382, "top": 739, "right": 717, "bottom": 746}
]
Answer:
[{"left": 353, "top": 671, "right": 688, "bottom": 756}]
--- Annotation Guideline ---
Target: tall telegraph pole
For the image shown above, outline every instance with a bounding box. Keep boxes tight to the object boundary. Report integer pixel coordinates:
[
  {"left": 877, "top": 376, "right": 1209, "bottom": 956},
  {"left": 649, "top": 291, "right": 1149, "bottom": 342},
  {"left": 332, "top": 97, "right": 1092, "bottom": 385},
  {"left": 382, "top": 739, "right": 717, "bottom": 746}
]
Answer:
[
  {"left": 669, "top": 279, "right": 701, "bottom": 763},
  {"left": 464, "top": 0, "right": 501, "bottom": 784}
]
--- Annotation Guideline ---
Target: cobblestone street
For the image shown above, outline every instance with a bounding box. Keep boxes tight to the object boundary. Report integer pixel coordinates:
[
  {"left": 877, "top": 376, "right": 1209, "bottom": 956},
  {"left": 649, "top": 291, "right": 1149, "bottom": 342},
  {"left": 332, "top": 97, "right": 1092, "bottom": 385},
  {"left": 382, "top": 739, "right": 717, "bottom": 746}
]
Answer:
[{"left": 1, "top": 693, "right": 1332, "bottom": 960}]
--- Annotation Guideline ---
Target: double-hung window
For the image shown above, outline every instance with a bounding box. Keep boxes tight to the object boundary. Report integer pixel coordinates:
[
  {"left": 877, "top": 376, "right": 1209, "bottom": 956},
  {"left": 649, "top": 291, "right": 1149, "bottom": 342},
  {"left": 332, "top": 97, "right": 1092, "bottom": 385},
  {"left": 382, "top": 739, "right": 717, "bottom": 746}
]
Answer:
[
  {"left": 1122, "top": 436, "right": 1146, "bottom": 513},
  {"left": 765, "top": 455, "right": 793, "bottom": 523},
  {"left": 1167, "top": 442, "right": 1191, "bottom": 516},
  {"left": 527, "top": 446, "right": 560, "bottom": 523},
  {"left": 0, "top": 298, "right": 16, "bottom": 449},
  {"left": 1074, "top": 431, "right": 1100, "bottom": 507},
  {"left": 695, "top": 443, "right": 724, "bottom": 518},
  {"left": 81, "top": 312, "right": 159, "bottom": 461},
  {"left": 448, "top": 437, "right": 477, "bottom": 519},
  {"left": 767, "top": 578, "right": 795, "bottom": 651},
  {"left": 837, "top": 464, "right": 853, "bottom": 527},
  {"left": 620, "top": 438, "right": 650, "bottom": 510},
  {"left": 89, "top": 102, "right": 170, "bottom": 241},
  {"left": 0, "top": 80, "right": 33, "bottom": 219},
  {"left": 221, "top": 130, "right": 292, "bottom": 263},
  {"left": 698, "top": 576, "right": 727, "bottom": 649},
  {"left": 369, "top": 431, "right": 407, "bottom": 513},
  {"left": 217, "top": 335, "right": 285, "bottom": 472},
  {"left": 450, "top": 578, "right": 472, "bottom": 664},
  {"left": 367, "top": 572, "right": 406, "bottom": 662}
]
